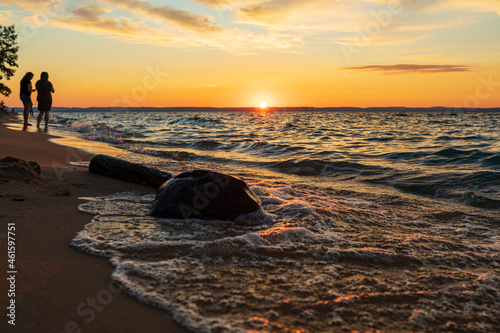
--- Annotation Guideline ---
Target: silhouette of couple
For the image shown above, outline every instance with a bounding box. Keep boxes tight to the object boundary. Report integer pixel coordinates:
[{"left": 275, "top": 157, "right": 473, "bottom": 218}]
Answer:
[{"left": 20, "top": 72, "right": 55, "bottom": 128}]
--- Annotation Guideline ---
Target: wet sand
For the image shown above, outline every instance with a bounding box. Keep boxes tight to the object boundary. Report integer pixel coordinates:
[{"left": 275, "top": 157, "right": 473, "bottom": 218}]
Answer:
[{"left": 0, "top": 114, "right": 189, "bottom": 333}]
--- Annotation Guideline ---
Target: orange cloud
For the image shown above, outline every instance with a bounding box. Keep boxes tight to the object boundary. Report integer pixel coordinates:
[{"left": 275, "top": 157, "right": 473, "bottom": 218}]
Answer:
[
  {"left": 4, "top": 0, "right": 499, "bottom": 54},
  {"left": 54, "top": 5, "right": 159, "bottom": 41},
  {"left": 102, "top": 0, "right": 223, "bottom": 33},
  {"left": 433, "top": 0, "right": 500, "bottom": 15},
  {"left": 194, "top": 0, "right": 266, "bottom": 9},
  {"left": 0, "top": 0, "right": 61, "bottom": 11},
  {"left": 343, "top": 64, "right": 473, "bottom": 74}
]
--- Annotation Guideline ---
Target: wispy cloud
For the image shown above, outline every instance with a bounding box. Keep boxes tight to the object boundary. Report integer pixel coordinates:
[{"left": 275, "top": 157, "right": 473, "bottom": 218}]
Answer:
[
  {"left": 2, "top": 0, "right": 499, "bottom": 53},
  {"left": 366, "top": 0, "right": 500, "bottom": 15},
  {"left": 235, "top": 0, "right": 305, "bottom": 26},
  {"left": 194, "top": 0, "right": 265, "bottom": 10},
  {"left": 101, "top": 0, "right": 223, "bottom": 33},
  {"left": 0, "top": 0, "right": 61, "bottom": 11},
  {"left": 54, "top": 5, "right": 158, "bottom": 41},
  {"left": 234, "top": 0, "right": 365, "bottom": 32},
  {"left": 0, "top": 0, "right": 204, "bottom": 47},
  {"left": 38, "top": 0, "right": 301, "bottom": 52},
  {"left": 343, "top": 64, "right": 473, "bottom": 74},
  {"left": 431, "top": 0, "right": 500, "bottom": 16}
]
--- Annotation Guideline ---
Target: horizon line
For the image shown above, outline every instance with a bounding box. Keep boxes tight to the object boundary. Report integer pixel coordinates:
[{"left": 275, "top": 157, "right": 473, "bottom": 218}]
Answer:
[{"left": 8, "top": 106, "right": 500, "bottom": 110}]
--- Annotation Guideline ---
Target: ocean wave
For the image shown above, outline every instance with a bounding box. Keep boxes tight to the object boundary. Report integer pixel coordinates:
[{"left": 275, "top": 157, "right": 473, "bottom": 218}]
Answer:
[
  {"left": 481, "top": 155, "right": 500, "bottom": 168},
  {"left": 462, "top": 192, "right": 500, "bottom": 210},
  {"left": 125, "top": 145, "right": 159, "bottom": 156},
  {"left": 434, "top": 147, "right": 477, "bottom": 157},
  {"left": 369, "top": 170, "right": 500, "bottom": 209},
  {"left": 65, "top": 121, "right": 95, "bottom": 133},
  {"left": 270, "top": 159, "right": 387, "bottom": 177},
  {"left": 64, "top": 121, "right": 123, "bottom": 144},
  {"left": 167, "top": 115, "right": 223, "bottom": 125},
  {"left": 382, "top": 151, "right": 430, "bottom": 161},
  {"left": 155, "top": 150, "right": 198, "bottom": 161},
  {"left": 383, "top": 148, "right": 498, "bottom": 169},
  {"left": 52, "top": 110, "right": 500, "bottom": 211},
  {"left": 189, "top": 139, "right": 223, "bottom": 150},
  {"left": 365, "top": 136, "right": 395, "bottom": 142},
  {"left": 72, "top": 180, "right": 500, "bottom": 332}
]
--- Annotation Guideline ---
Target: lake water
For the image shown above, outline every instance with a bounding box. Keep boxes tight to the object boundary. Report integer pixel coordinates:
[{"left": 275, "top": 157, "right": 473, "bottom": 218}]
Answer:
[{"left": 52, "top": 110, "right": 499, "bottom": 332}]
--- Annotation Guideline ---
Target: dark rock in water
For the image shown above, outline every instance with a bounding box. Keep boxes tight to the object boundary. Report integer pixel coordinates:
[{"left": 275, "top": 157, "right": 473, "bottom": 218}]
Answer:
[
  {"left": 89, "top": 154, "right": 172, "bottom": 188},
  {"left": 148, "top": 170, "right": 261, "bottom": 220}
]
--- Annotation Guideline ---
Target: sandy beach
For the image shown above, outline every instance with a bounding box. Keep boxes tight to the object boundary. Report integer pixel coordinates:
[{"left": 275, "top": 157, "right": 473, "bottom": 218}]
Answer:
[{"left": 0, "top": 114, "right": 189, "bottom": 333}]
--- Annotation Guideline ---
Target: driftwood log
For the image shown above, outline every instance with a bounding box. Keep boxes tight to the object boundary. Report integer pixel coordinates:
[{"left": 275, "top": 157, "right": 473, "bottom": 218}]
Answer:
[
  {"left": 89, "top": 155, "right": 263, "bottom": 221},
  {"left": 89, "top": 154, "right": 172, "bottom": 188}
]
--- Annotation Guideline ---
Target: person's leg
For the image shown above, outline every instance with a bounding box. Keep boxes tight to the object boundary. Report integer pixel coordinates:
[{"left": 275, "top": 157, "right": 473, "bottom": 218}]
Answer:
[
  {"left": 37, "top": 110, "right": 45, "bottom": 128},
  {"left": 44, "top": 111, "right": 50, "bottom": 127},
  {"left": 23, "top": 101, "right": 31, "bottom": 126}
]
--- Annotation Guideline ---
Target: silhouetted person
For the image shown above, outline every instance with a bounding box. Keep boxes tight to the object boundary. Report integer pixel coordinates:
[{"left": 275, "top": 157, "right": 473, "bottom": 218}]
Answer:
[
  {"left": 35, "top": 72, "right": 55, "bottom": 128},
  {"left": 20, "top": 72, "right": 35, "bottom": 127}
]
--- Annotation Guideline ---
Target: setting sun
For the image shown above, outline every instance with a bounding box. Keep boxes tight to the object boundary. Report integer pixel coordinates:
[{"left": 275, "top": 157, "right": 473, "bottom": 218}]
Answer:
[{"left": 259, "top": 101, "right": 267, "bottom": 109}]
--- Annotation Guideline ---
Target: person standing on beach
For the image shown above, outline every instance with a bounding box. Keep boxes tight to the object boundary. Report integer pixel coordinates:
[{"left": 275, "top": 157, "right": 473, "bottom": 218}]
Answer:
[
  {"left": 20, "top": 72, "right": 35, "bottom": 127},
  {"left": 35, "top": 72, "right": 55, "bottom": 128}
]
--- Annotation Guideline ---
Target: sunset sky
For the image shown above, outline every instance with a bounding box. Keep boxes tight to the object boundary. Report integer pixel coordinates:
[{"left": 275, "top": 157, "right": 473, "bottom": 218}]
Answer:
[{"left": 1, "top": 0, "right": 499, "bottom": 108}]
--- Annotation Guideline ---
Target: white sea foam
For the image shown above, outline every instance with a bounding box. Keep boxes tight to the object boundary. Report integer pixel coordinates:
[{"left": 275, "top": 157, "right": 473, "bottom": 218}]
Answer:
[
  {"left": 126, "top": 144, "right": 159, "bottom": 156},
  {"left": 71, "top": 171, "right": 500, "bottom": 332},
  {"left": 69, "top": 161, "right": 90, "bottom": 167},
  {"left": 64, "top": 121, "right": 123, "bottom": 144}
]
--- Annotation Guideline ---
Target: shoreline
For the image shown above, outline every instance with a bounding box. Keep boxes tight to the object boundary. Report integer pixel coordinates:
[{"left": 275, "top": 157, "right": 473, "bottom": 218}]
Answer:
[
  {"left": 0, "top": 114, "right": 189, "bottom": 333},
  {"left": 2, "top": 112, "right": 499, "bottom": 332}
]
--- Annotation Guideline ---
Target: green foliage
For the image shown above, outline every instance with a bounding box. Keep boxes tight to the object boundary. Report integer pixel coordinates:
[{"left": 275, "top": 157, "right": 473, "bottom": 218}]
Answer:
[
  {"left": 0, "top": 100, "right": 7, "bottom": 113},
  {"left": 0, "top": 25, "right": 19, "bottom": 98}
]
